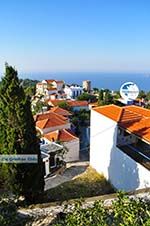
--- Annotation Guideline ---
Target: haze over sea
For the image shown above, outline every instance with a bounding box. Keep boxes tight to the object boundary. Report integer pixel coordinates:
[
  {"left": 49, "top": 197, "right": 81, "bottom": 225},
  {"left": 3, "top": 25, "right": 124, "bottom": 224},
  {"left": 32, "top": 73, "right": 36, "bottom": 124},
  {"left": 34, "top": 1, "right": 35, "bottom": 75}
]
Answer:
[{"left": 21, "top": 72, "right": 150, "bottom": 91}]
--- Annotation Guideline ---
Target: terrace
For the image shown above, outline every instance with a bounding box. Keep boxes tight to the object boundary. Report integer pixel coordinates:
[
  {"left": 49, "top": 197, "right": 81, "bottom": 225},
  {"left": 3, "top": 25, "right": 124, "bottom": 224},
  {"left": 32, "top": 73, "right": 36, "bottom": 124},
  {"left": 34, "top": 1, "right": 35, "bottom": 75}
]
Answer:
[{"left": 117, "top": 127, "right": 150, "bottom": 170}]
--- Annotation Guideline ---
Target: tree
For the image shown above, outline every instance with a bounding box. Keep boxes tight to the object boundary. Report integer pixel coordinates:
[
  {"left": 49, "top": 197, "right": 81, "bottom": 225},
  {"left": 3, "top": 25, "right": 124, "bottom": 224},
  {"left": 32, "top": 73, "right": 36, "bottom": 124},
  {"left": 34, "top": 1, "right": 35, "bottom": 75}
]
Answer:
[
  {"left": 77, "top": 92, "right": 96, "bottom": 103},
  {"left": 98, "top": 89, "right": 104, "bottom": 105},
  {"left": 113, "top": 90, "right": 121, "bottom": 99},
  {"left": 93, "top": 87, "right": 99, "bottom": 93},
  {"left": 104, "top": 90, "right": 113, "bottom": 104},
  {"left": 58, "top": 101, "right": 70, "bottom": 110},
  {"left": 33, "top": 100, "right": 49, "bottom": 114},
  {"left": 0, "top": 64, "right": 44, "bottom": 202},
  {"left": 138, "top": 90, "right": 146, "bottom": 99},
  {"left": 98, "top": 89, "right": 113, "bottom": 106},
  {"left": 24, "top": 86, "right": 35, "bottom": 97},
  {"left": 147, "top": 91, "right": 150, "bottom": 100},
  {"left": 20, "top": 78, "right": 39, "bottom": 97}
]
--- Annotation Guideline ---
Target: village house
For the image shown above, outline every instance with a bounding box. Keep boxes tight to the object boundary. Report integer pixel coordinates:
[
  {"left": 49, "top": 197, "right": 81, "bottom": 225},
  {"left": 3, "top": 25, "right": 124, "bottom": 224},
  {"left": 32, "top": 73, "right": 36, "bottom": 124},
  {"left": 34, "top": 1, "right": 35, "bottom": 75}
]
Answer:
[
  {"left": 34, "top": 109, "right": 80, "bottom": 164},
  {"left": 64, "top": 84, "right": 83, "bottom": 99},
  {"left": 48, "top": 100, "right": 89, "bottom": 111},
  {"left": 36, "top": 79, "right": 64, "bottom": 99},
  {"left": 68, "top": 100, "right": 89, "bottom": 111},
  {"left": 35, "top": 111, "right": 70, "bottom": 135},
  {"left": 42, "top": 129, "right": 79, "bottom": 162},
  {"left": 90, "top": 104, "right": 150, "bottom": 191},
  {"left": 49, "top": 106, "right": 72, "bottom": 118},
  {"left": 44, "top": 87, "right": 58, "bottom": 98}
]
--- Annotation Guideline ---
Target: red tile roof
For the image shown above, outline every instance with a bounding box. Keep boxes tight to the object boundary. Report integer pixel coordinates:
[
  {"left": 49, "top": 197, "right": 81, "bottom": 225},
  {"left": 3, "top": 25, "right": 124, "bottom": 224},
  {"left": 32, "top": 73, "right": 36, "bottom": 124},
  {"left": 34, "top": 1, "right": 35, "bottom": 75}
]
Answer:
[
  {"left": 45, "top": 79, "right": 55, "bottom": 84},
  {"left": 44, "top": 129, "right": 78, "bottom": 142},
  {"left": 49, "top": 100, "right": 88, "bottom": 107},
  {"left": 36, "top": 119, "right": 48, "bottom": 129},
  {"left": 124, "top": 105, "right": 150, "bottom": 117},
  {"left": 55, "top": 80, "right": 64, "bottom": 84},
  {"left": 44, "top": 130, "right": 59, "bottom": 141},
  {"left": 118, "top": 108, "right": 143, "bottom": 123},
  {"left": 47, "top": 87, "right": 57, "bottom": 91},
  {"left": 120, "top": 118, "right": 150, "bottom": 143},
  {"left": 58, "top": 129, "right": 78, "bottom": 142},
  {"left": 68, "top": 101, "right": 88, "bottom": 107},
  {"left": 35, "top": 112, "right": 68, "bottom": 129},
  {"left": 36, "top": 118, "right": 67, "bottom": 129},
  {"left": 49, "top": 107, "right": 72, "bottom": 116},
  {"left": 93, "top": 105, "right": 150, "bottom": 142},
  {"left": 34, "top": 111, "right": 67, "bottom": 122},
  {"left": 94, "top": 105, "right": 122, "bottom": 122}
]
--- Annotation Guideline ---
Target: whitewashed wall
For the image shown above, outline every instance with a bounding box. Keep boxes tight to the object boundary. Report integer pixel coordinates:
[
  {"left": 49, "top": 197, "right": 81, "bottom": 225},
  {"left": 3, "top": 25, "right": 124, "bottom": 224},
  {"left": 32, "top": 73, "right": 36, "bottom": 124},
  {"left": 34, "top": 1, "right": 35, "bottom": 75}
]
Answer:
[
  {"left": 64, "top": 139, "right": 79, "bottom": 162},
  {"left": 90, "top": 109, "right": 150, "bottom": 191},
  {"left": 52, "top": 81, "right": 63, "bottom": 91},
  {"left": 90, "top": 109, "right": 117, "bottom": 178},
  {"left": 42, "top": 137, "right": 79, "bottom": 163},
  {"left": 109, "top": 145, "right": 150, "bottom": 191},
  {"left": 64, "top": 86, "right": 83, "bottom": 99},
  {"left": 46, "top": 89, "right": 57, "bottom": 95}
]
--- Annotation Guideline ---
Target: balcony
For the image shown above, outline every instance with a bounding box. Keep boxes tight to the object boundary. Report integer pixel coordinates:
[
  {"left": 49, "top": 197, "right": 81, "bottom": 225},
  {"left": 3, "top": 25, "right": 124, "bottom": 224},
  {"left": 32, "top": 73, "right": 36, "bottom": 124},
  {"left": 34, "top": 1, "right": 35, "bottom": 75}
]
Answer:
[{"left": 117, "top": 128, "right": 150, "bottom": 170}]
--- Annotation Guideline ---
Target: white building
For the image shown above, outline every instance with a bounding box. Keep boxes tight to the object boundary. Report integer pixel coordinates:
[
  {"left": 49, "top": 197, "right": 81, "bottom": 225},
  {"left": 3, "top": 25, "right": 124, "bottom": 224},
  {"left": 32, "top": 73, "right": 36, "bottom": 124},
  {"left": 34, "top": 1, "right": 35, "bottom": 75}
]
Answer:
[
  {"left": 51, "top": 80, "right": 64, "bottom": 91},
  {"left": 40, "top": 142, "right": 63, "bottom": 177},
  {"left": 90, "top": 104, "right": 150, "bottom": 191},
  {"left": 64, "top": 85, "right": 83, "bottom": 99},
  {"left": 36, "top": 79, "right": 64, "bottom": 99},
  {"left": 44, "top": 87, "right": 58, "bottom": 97}
]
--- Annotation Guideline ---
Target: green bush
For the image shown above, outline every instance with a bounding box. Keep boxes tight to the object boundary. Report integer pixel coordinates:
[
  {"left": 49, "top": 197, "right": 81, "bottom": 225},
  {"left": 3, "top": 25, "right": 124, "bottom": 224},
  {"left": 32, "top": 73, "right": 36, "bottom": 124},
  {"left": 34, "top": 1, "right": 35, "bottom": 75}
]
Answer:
[
  {"left": 53, "top": 192, "right": 150, "bottom": 226},
  {"left": 0, "top": 198, "right": 18, "bottom": 226},
  {"left": 0, "top": 196, "right": 33, "bottom": 226}
]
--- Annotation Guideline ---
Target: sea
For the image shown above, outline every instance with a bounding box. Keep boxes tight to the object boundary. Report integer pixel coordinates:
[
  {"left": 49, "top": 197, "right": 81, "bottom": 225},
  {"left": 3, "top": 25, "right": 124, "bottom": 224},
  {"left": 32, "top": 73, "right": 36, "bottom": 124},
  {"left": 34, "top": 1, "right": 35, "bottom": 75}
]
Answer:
[{"left": 21, "top": 72, "right": 150, "bottom": 91}]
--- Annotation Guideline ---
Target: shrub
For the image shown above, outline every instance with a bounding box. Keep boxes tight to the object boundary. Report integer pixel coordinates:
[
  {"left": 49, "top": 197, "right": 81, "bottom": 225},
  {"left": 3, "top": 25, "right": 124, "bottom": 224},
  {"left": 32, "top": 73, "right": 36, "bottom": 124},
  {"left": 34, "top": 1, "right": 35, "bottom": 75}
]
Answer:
[
  {"left": 0, "top": 196, "right": 33, "bottom": 226},
  {"left": 52, "top": 192, "right": 150, "bottom": 226}
]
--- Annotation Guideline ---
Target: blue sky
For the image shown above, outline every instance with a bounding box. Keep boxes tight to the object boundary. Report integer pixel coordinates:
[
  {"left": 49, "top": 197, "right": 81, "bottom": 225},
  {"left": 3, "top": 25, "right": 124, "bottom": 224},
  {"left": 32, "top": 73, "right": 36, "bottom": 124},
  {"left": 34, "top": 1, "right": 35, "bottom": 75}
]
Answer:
[{"left": 1, "top": 0, "right": 150, "bottom": 73}]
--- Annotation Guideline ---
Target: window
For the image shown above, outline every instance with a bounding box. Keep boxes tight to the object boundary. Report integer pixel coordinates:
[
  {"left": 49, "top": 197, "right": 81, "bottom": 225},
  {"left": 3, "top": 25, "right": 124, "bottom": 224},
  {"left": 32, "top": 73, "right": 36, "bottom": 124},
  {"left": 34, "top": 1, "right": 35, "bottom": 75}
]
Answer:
[
  {"left": 118, "top": 128, "right": 122, "bottom": 135},
  {"left": 50, "top": 152, "right": 56, "bottom": 168},
  {"left": 73, "top": 91, "right": 75, "bottom": 98},
  {"left": 124, "top": 130, "right": 130, "bottom": 136}
]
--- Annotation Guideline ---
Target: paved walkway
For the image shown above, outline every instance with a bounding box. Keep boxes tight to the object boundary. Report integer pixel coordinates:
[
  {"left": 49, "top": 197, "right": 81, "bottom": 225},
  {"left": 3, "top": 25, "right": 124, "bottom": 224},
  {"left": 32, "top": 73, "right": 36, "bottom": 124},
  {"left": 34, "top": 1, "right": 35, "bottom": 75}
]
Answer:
[{"left": 44, "top": 161, "right": 89, "bottom": 191}]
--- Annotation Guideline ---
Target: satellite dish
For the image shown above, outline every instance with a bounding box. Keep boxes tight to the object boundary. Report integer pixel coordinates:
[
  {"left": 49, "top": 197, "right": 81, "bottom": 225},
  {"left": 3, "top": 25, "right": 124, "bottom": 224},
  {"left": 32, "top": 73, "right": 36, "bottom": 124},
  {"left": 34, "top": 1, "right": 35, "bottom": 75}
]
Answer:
[{"left": 120, "top": 82, "right": 139, "bottom": 101}]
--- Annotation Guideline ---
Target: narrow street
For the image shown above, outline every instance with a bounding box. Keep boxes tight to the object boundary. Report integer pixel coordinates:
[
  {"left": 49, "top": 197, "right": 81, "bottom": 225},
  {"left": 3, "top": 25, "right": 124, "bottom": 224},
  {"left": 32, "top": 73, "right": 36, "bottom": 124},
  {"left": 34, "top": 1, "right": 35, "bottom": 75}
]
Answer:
[{"left": 44, "top": 161, "right": 89, "bottom": 190}]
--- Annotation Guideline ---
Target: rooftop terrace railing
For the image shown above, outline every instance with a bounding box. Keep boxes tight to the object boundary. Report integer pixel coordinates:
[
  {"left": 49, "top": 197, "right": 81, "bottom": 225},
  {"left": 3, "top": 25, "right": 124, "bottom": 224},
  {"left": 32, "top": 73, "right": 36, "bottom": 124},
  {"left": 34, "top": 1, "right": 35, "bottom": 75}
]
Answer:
[{"left": 117, "top": 143, "right": 150, "bottom": 171}]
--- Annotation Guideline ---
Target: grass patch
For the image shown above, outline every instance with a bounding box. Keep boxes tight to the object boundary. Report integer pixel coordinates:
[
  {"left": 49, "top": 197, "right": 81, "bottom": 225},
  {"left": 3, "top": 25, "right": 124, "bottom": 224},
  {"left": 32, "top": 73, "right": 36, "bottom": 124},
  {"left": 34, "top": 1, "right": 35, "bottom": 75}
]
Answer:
[{"left": 45, "top": 166, "right": 115, "bottom": 202}]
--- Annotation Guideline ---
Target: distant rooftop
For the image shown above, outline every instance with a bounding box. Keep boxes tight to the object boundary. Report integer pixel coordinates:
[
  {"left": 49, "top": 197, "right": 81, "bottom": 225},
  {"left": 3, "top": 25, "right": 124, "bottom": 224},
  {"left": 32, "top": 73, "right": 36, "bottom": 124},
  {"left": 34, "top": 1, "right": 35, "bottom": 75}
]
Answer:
[
  {"left": 49, "top": 100, "right": 88, "bottom": 107},
  {"left": 49, "top": 106, "right": 72, "bottom": 116}
]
